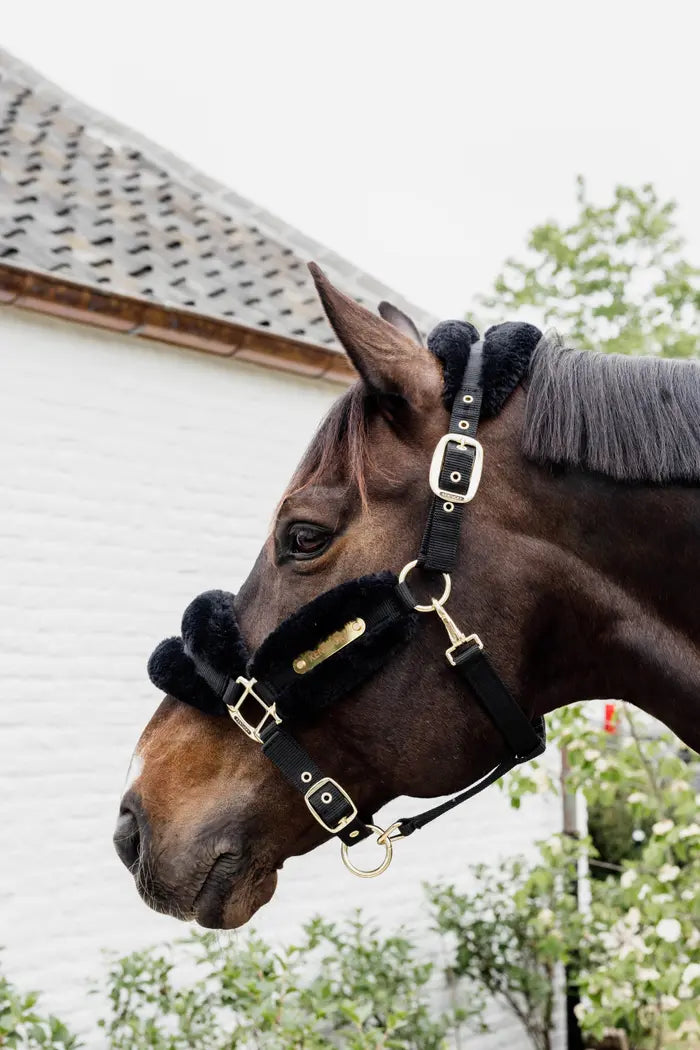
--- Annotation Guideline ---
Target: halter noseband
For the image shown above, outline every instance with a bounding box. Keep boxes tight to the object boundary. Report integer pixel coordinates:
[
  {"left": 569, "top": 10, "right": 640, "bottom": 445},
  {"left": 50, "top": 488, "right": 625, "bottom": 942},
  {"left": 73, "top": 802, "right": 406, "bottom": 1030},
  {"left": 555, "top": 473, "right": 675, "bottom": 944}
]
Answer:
[{"left": 148, "top": 336, "right": 546, "bottom": 878}]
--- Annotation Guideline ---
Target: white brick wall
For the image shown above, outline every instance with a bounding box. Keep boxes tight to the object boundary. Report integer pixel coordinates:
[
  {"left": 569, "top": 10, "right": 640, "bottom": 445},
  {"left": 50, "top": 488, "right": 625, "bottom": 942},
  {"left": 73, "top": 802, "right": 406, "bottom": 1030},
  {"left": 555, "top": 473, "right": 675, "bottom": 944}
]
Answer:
[{"left": 0, "top": 307, "right": 565, "bottom": 1049}]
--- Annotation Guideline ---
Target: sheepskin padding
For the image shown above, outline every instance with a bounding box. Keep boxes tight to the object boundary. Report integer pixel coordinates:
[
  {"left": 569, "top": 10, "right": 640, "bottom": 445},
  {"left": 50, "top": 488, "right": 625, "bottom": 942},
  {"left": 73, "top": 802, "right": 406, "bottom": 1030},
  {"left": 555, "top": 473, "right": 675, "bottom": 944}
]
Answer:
[
  {"left": 428, "top": 319, "right": 542, "bottom": 417},
  {"left": 249, "top": 572, "right": 416, "bottom": 722},
  {"left": 147, "top": 635, "right": 228, "bottom": 715}
]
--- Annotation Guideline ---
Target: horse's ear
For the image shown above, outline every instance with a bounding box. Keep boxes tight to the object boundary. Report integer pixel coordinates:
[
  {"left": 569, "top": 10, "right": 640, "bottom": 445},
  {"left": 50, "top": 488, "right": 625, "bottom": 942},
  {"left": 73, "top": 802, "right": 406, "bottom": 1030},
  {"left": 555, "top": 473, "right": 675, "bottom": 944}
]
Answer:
[
  {"left": 377, "top": 301, "right": 424, "bottom": 346},
  {"left": 309, "top": 263, "right": 441, "bottom": 412}
]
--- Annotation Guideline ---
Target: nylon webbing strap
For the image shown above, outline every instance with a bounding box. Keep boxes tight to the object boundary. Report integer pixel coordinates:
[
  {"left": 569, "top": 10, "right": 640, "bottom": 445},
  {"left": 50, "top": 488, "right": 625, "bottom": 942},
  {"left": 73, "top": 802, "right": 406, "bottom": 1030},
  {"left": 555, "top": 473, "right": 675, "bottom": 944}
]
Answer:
[
  {"left": 396, "top": 759, "right": 517, "bottom": 837},
  {"left": 392, "top": 640, "right": 545, "bottom": 839},
  {"left": 260, "top": 724, "right": 372, "bottom": 846},
  {"left": 451, "top": 642, "right": 545, "bottom": 759},
  {"left": 420, "top": 342, "right": 484, "bottom": 572}
]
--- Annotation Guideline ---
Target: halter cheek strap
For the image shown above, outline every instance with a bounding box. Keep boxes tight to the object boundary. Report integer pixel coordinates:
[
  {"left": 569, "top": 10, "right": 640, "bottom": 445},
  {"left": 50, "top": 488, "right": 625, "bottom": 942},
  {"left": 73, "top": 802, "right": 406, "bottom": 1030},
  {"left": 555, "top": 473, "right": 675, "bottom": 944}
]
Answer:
[{"left": 148, "top": 335, "right": 546, "bottom": 878}]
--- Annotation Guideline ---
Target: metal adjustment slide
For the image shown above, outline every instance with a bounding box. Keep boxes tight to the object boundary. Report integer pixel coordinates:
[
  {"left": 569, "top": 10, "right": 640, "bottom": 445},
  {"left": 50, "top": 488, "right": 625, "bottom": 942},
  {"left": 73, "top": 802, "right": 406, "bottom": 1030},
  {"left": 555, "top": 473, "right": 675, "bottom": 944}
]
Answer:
[{"left": 226, "top": 676, "right": 281, "bottom": 743}]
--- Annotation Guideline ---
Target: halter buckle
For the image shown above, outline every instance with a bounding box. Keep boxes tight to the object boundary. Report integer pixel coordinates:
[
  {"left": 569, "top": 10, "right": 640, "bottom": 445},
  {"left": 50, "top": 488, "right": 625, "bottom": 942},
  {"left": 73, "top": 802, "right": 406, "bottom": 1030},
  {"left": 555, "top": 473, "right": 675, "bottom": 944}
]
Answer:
[
  {"left": 305, "top": 776, "right": 358, "bottom": 834},
  {"left": 225, "top": 676, "right": 282, "bottom": 743},
  {"left": 429, "top": 433, "right": 484, "bottom": 504}
]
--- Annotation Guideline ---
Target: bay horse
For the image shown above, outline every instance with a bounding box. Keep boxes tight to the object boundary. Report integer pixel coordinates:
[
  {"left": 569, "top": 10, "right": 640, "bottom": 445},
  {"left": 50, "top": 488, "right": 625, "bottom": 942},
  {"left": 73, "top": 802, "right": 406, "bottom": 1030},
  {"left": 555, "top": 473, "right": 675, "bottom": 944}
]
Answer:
[{"left": 114, "top": 264, "right": 700, "bottom": 929}]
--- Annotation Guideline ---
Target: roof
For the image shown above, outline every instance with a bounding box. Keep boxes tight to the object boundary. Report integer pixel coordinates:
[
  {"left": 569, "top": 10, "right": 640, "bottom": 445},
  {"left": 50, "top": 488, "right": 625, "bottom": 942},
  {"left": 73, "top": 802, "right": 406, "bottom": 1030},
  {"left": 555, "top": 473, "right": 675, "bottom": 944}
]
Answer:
[{"left": 0, "top": 49, "right": 437, "bottom": 382}]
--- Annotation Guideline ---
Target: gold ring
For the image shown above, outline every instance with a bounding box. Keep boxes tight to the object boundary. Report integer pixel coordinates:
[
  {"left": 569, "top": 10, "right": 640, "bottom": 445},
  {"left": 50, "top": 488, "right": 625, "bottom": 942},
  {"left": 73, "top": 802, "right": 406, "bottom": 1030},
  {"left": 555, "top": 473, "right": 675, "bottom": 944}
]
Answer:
[
  {"left": 398, "top": 560, "right": 451, "bottom": 613},
  {"left": 340, "top": 824, "right": 394, "bottom": 878}
]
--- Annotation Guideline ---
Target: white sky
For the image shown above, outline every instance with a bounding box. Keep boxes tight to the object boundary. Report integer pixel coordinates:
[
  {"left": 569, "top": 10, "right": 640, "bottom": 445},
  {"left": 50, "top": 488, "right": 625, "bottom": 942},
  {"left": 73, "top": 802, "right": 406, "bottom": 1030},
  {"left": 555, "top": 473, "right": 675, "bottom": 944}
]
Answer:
[{"left": 4, "top": 0, "right": 699, "bottom": 318}]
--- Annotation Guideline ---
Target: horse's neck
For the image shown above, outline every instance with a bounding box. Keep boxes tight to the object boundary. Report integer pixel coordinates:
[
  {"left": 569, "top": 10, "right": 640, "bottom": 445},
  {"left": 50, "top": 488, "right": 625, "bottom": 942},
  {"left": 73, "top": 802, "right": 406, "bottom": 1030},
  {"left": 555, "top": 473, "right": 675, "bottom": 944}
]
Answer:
[{"left": 470, "top": 463, "right": 700, "bottom": 751}]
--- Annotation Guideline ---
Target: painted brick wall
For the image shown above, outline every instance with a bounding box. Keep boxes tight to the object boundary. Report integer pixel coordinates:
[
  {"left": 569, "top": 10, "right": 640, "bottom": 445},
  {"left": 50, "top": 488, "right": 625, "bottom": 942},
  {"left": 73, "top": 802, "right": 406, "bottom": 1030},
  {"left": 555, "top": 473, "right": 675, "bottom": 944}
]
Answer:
[{"left": 0, "top": 308, "right": 565, "bottom": 1048}]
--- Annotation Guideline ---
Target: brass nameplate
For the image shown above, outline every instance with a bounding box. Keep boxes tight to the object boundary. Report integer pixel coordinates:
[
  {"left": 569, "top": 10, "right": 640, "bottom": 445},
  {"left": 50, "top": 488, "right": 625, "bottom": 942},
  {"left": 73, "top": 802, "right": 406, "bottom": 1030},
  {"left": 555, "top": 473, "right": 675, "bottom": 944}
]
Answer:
[{"left": 292, "top": 618, "right": 366, "bottom": 675}]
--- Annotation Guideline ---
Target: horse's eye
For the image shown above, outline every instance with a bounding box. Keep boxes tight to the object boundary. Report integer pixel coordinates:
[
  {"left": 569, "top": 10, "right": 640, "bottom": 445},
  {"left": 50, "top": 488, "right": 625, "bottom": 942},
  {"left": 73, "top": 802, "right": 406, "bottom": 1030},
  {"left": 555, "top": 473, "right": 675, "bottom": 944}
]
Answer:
[{"left": 286, "top": 523, "right": 332, "bottom": 560}]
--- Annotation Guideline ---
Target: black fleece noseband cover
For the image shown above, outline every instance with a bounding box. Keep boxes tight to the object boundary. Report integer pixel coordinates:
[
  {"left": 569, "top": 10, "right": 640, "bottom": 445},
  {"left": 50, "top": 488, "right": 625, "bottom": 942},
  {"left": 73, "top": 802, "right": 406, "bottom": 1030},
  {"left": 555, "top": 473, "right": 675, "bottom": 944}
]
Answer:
[
  {"left": 147, "top": 589, "right": 247, "bottom": 716},
  {"left": 249, "top": 573, "right": 416, "bottom": 721},
  {"left": 148, "top": 574, "right": 416, "bottom": 724}
]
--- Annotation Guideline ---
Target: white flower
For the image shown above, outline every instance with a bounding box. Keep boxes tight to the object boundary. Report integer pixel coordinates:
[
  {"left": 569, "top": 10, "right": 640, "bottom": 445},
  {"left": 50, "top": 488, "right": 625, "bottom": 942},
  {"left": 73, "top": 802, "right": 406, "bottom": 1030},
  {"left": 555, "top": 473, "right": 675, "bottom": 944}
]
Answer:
[
  {"left": 595, "top": 757, "right": 609, "bottom": 772},
  {"left": 547, "top": 837, "right": 562, "bottom": 855},
  {"left": 652, "top": 819, "right": 674, "bottom": 836},
  {"left": 638, "top": 883, "right": 651, "bottom": 900},
  {"left": 573, "top": 1002, "right": 586, "bottom": 1021},
  {"left": 626, "top": 907, "right": 641, "bottom": 928},
  {"left": 584, "top": 748, "right": 599, "bottom": 761},
  {"left": 532, "top": 767, "right": 552, "bottom": 791},
  {"left": 669, "top": 779, "right": 690, "bottom": 794},
  {"left": 567, "top": 739, "right": 585, "bottom": 751},
  {"left": 619, "top": 936, "right": 648, "bottom": 961},
  {"left": 537, "top": 908, "right": 554, "bottom": 927},
  {"left": 660, "top": 994, "right": 680, "bottom": 1011},
  {"left": 656, "top": 918, "right": 682, "bottom": 943},
  {"left": 628, "top": 791, "right": 646, "bottom": 804},
  {"left": 658, "top": 864, "right": 681, "bottom": 882},
  {"left": 620, "top": 869, "right": 637, "bottom": 889},
  {"left": 679, "top": 823, "right": 700, "bottom": 839},
  {"left": 681, "top": 889, "right": 694, "bottom": 901},
  {"left": 637, "top": 967, "right": 660, "bottom": 982},
  {"left": 681, "top": 963, "right": 700, "bottom": 986}
]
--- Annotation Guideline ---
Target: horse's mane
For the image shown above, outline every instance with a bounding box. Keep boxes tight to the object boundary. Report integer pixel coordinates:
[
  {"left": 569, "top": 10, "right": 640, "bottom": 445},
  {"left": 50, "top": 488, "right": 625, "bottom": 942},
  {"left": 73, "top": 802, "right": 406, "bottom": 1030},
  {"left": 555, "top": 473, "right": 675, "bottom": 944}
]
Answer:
[
  {"left": 292, "top": 332, "right": 700, "bottom": 495},
  {"left": 523, "top": 333, "right": 700, "bottom": 483}
]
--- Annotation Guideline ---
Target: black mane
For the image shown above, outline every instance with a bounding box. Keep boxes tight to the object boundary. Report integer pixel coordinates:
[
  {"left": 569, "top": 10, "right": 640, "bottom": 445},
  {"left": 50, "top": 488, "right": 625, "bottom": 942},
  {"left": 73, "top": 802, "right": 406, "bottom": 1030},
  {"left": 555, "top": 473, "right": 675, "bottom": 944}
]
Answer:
[{"left": 523, "top": 334, "right": 700, "bottom": 483}]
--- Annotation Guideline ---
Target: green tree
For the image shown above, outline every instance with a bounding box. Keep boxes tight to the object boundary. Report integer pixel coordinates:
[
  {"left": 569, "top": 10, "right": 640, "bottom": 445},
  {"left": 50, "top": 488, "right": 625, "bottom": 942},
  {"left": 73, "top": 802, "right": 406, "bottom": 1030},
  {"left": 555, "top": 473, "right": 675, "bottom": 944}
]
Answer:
[{"left": 479, "top": 178, "right": 700, "bottom": 358}]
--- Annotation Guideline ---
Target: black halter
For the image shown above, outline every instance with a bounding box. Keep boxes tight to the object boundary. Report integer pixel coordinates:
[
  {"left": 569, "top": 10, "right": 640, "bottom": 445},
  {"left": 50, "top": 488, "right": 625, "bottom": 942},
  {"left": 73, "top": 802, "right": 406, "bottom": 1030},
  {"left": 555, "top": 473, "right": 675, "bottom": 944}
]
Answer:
[{"left": 148, "top": 339, "right": 546, "bottom": 877}]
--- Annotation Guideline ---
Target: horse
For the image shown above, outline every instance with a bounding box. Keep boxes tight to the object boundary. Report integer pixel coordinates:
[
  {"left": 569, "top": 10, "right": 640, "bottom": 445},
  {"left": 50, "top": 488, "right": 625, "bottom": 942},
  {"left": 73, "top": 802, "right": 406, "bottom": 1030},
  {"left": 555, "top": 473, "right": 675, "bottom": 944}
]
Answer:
[{"left": 114, "top": 263, "right": 700, "bottom": 929}]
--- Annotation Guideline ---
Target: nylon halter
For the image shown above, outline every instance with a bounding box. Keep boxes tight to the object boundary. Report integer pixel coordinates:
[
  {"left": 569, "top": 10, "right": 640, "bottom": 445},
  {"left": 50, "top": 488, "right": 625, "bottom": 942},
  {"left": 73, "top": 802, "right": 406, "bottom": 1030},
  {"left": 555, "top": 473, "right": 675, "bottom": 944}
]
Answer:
[{"left": 148, "top": 342, "right": 546, "bottom": 878}]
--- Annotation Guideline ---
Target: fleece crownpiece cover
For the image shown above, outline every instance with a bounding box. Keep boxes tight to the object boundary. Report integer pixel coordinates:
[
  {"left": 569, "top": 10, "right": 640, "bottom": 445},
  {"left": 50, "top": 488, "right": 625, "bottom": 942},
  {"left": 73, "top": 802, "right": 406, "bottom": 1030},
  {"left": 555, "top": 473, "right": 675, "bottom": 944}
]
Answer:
[{"left": 427, "top": 319, "right": 542, "bottom": 416}]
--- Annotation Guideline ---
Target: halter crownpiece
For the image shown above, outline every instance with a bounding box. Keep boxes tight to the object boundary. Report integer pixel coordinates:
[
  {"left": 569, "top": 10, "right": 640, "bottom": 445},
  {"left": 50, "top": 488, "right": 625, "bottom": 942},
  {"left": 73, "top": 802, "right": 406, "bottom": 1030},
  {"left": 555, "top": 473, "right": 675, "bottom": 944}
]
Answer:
[{"left": 148, "top": 320, "right": 546, "bottom": 877}]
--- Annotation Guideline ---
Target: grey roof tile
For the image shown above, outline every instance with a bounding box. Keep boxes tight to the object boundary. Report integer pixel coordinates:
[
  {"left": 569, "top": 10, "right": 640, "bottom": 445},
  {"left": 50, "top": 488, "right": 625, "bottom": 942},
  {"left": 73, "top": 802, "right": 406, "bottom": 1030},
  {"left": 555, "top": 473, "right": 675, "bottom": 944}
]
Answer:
[{"left": 0, "top": 49, "right": 437, "bottom": 350}]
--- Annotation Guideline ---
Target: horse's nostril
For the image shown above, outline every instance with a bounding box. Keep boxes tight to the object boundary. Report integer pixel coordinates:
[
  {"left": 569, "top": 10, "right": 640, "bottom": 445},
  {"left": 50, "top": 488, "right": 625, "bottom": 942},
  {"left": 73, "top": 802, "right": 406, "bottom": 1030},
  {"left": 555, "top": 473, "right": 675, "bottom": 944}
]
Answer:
[{"left": 113, "top": 808, "right": 141, "bottom": 872}]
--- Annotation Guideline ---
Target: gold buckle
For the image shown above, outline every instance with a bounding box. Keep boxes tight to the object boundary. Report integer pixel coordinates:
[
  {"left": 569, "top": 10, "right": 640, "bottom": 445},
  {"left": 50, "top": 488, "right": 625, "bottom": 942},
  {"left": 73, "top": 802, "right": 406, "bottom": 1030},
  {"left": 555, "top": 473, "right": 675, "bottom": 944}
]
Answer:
[
  {"left": 304, "top": 776, "right": 358, "bottom": 834},
  {"left": 428, "top": 433, "right": 484, "bottom": 504},
  {"left": 226, "top": 676, "right": 281, "bottom": 743}
]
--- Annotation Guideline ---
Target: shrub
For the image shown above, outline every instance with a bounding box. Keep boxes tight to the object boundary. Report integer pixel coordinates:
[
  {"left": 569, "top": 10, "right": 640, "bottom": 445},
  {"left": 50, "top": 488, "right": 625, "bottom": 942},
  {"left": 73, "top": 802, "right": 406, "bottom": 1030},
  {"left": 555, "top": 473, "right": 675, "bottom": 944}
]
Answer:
[
  {"left": 496, "top": 704, "right": 700, "bottom": 1049},
  {"left": 0, "top": 969, "right": 80, "bottom": 1050},
  {"left": 428, "top": 836, "right": 584, "bottom": 1050},
  {"left": 100, "top": 914, "right": 462, "bottom": 1050}
]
